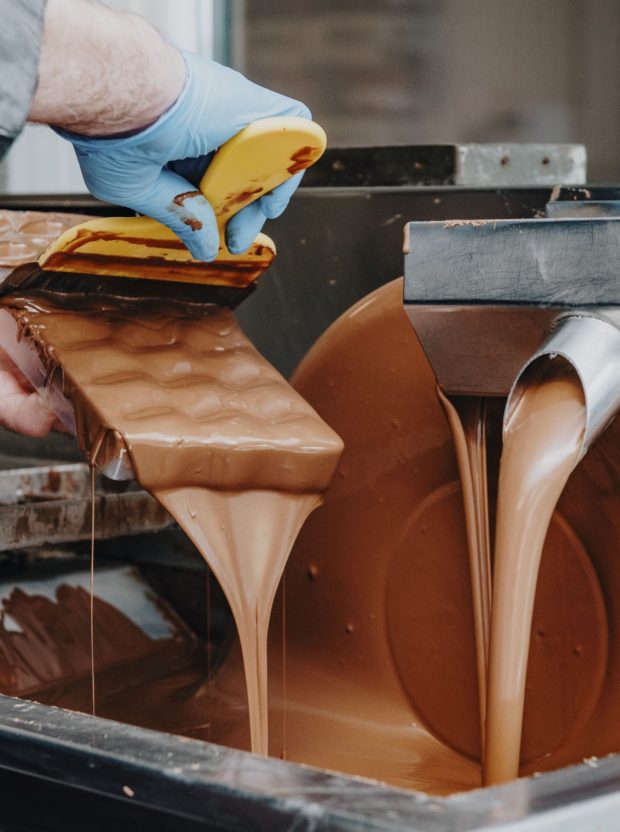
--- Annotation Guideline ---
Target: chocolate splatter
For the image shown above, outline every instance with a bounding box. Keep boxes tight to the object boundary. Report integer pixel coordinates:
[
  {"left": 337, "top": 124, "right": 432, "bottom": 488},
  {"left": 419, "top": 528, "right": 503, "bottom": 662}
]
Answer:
[
  {"left": 218, "top": 187, "right": 264, "bottom": 217},
  {"left": 172, "top": 191, "right": 203, "bottom": 207},
  {"left": 288, "top": 146, "right": 321, "bottom": 175},
  {"left": 182, "top": 218, "right": 203, "bottom": 232}
]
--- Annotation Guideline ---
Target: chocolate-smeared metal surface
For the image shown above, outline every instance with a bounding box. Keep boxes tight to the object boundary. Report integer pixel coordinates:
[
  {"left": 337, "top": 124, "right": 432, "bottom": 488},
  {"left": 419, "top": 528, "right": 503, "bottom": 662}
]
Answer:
[{"left": 0, "top": 566, "right": 211, "bottom": 734}]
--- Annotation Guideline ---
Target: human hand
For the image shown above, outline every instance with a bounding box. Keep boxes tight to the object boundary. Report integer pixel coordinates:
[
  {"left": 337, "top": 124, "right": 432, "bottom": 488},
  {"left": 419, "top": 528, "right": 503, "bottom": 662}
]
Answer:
[
  {"left": 58, "top": 51, "right": 311, "bottom": 261},
  {"left": 0, "top": 350, "right": 63, "bottom": 437}
]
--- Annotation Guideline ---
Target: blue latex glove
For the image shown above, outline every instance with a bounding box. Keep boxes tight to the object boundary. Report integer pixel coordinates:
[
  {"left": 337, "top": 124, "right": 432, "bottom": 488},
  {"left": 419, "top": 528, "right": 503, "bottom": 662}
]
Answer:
[{"left": 56, "top": 50, "right": 310, "bottom": 261}]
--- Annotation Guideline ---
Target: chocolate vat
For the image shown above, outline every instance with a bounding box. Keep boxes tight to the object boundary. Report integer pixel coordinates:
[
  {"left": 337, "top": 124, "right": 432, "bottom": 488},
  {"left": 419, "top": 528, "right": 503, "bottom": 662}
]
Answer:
[
  {"left": 0, "top": 161, "right": 619, "bottom": 829},
  {"left": 281, "top": 278, "right": 620, "bottom": 784}
]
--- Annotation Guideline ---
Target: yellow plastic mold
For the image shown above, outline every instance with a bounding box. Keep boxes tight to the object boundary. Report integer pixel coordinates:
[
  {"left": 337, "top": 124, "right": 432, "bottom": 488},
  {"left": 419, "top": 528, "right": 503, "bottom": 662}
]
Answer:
[{"left": 39, "top": 117, "right": 326, "bottom": 287}]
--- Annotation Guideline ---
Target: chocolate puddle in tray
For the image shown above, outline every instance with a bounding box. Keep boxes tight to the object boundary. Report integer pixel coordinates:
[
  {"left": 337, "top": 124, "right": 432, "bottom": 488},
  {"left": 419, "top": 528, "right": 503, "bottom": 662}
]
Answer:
[{"left": 1, "top": 289, "right": 343, "bottom": 755}]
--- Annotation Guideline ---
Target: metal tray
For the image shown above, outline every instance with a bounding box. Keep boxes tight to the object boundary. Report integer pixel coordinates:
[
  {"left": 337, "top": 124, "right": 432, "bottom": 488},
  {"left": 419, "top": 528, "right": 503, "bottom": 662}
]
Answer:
[{"left": 0, "top": 695, "right": 619, "bottom": 831}]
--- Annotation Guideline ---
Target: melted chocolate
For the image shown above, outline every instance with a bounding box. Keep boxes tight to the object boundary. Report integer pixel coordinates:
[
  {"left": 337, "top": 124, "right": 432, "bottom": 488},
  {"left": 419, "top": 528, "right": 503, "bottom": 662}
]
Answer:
[
  {"left": 272, "top": 278, "right": 616, "bottom": 790},
  {"left": 2, "top": 260, "right": 617, "bottom": 793},
  {"left": 1, "top": 288, "right": 343, "bottom": 755},
  {"left": 484, "top": 363, "right": 589, "bottom": 784},
  {"left": 172, "top": 191, "right": 203, "bottom": 207},
  {"left": 2, "top": 293, "right": 342, "bottom": 493}
]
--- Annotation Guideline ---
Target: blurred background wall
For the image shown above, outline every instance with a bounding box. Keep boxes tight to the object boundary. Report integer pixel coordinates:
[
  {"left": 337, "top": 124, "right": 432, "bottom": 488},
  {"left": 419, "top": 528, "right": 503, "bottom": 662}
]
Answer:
[
  {"left": 2, "top": 0, "right": 620, "bottom": 191},
  {"left": 244, "top": 0, "right": 620, "bottom": 183}
]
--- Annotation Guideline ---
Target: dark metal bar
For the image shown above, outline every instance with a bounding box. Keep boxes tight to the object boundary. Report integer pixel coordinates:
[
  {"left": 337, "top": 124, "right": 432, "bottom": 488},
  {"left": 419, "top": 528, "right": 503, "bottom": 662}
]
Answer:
[
  {"left": 303, "top": 143, "right": 586, "bottom": 188},
  {"left": 403, "top": 215, "right": 620, "bottom": 394},
  {"left": 237, "top": 186, "right": 559, "bottom": 378},
  {"left": 404, "top": 217, "right": 620, "bottom": 306}
]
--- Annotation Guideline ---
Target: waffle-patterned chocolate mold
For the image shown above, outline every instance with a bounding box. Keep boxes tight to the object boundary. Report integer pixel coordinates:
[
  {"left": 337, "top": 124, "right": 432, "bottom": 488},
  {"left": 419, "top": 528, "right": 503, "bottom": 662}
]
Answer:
[{"left": 0, "top": 210, "right": 86, "bottom": 267}]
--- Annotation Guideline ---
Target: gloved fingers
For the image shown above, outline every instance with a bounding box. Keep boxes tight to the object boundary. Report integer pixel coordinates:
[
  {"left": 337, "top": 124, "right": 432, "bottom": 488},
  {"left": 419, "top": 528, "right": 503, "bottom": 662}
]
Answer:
[
  {"left": 62, "top": 52, "right": 315, "bottom": 261},
  {"left": 138, "top": 168, "right": 221, "bottom": 261},
  {"left": 256, "top": 172, "right": 304, "bottom": 220},
  {"left": 225, "top": 202, "right": 267, "bottom": 255}
]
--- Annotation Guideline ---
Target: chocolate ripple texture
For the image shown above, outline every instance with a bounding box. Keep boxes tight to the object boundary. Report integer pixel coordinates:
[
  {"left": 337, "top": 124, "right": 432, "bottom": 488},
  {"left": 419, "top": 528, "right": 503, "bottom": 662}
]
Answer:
[{"left": 2, "top": 293, "right": 343, "bottom": 492}]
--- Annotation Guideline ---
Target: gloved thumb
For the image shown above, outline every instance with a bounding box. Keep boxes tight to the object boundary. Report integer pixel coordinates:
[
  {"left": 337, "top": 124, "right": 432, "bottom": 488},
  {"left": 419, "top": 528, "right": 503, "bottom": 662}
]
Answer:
[{"left": 136, "top": 168, "right": 221, "bottom": 261}]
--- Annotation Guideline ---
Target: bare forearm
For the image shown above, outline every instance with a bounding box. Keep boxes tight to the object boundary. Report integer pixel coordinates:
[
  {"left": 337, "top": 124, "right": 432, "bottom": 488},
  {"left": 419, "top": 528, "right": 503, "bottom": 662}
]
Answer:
[{"left": 28, "top": 0, "right": 185, "bottom": 135}]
